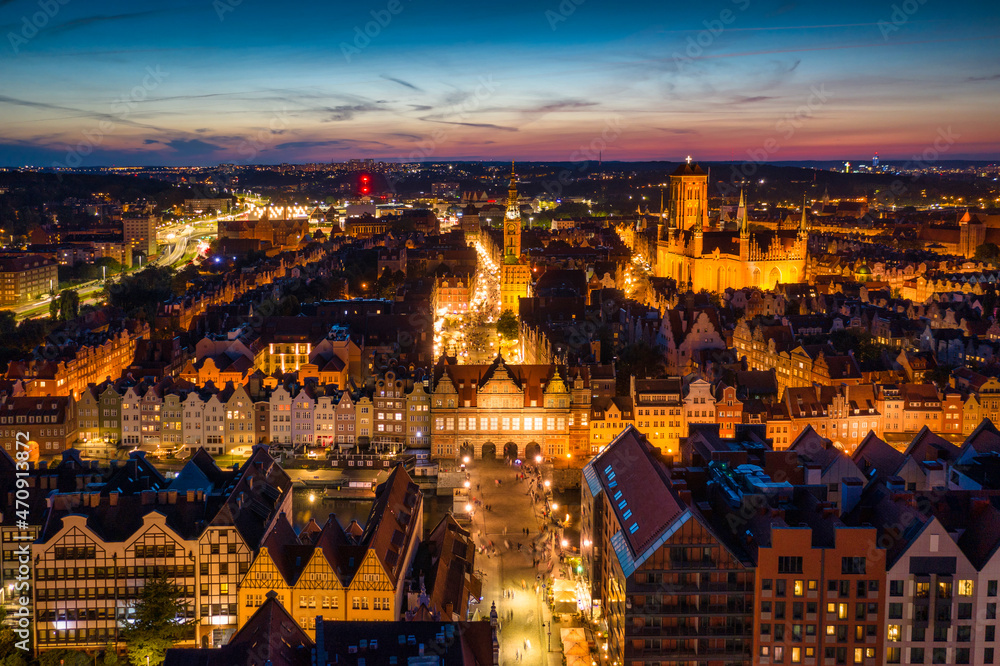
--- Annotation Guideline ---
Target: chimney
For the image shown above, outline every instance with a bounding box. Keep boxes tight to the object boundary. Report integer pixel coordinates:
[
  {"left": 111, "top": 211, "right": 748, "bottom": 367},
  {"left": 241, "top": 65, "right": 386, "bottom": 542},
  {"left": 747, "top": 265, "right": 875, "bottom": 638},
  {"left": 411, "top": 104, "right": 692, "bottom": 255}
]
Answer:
[
  {"left": 109, "top": 492, "right": 119, "bottom": 506},
  {"left": 141, "top": 489, "right": 155, "bottom": 505},
  {"left": 840, "top": 477, "right": 864, "bottom": 516},
  {"left": 885, "top": 476, "right": 905, "bottom": 493}
]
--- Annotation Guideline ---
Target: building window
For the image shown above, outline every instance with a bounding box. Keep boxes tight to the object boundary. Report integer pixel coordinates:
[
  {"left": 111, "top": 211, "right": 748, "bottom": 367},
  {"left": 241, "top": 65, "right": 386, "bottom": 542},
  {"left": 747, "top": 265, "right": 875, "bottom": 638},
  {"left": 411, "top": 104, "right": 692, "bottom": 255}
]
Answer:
[
  {"left": 842, "top": 557, "right": 866, "bottom": 575},
  {"left": 778, "top": 556, "right": 803, "bottom": 574}
]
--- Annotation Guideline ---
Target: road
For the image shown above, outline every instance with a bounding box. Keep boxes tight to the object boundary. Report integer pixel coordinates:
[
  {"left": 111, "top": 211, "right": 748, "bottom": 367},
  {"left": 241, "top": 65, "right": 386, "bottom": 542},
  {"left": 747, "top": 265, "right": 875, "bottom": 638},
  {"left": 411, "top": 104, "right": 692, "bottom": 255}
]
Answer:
[
  {"left": 466, "top": 461, "right": 564, "bottom": 666},
  {"left": 7, "top": 205, "right": 249, "bottom": 321},
  {"left": 434, "top": 239, "right": 502, "bottom": 363}
]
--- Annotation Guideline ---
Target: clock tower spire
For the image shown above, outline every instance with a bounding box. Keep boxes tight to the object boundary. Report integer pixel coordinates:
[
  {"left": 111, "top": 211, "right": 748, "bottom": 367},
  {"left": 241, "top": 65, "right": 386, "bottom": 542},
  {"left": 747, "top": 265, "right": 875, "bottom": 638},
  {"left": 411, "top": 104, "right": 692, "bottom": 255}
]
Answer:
[
  {"left": 499, "top": 161, "right": 532, "bottom": 316},
  {"left": 504, "top": 162, "right": 521, "bottom": 263}
]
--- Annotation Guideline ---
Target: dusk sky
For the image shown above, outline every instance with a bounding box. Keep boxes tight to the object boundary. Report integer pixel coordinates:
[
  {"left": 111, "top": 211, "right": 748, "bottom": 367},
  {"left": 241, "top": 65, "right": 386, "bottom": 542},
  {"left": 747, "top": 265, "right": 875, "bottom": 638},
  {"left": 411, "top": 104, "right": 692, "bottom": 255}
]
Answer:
[{"left": 0, "top": 0, "right": 998, "bottom": 166}]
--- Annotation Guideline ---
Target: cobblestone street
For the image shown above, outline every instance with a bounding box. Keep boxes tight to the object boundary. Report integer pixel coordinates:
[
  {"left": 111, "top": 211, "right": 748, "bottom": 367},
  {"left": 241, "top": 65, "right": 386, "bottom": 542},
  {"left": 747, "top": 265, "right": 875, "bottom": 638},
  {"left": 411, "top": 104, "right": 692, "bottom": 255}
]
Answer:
[{"left": 465, "top": 461, "right": 567, "bottom": 666}]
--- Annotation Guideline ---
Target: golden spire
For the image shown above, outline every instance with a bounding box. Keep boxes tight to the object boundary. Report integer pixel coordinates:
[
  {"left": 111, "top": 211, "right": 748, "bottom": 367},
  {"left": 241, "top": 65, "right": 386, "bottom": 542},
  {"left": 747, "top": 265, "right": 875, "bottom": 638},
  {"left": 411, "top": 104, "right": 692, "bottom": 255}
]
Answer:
[
  {"left": 506, "top": 161, "right": 519, "bottom": 219},
  {"left": 739, "top": 189, "right": 749, "bottom": 238}
]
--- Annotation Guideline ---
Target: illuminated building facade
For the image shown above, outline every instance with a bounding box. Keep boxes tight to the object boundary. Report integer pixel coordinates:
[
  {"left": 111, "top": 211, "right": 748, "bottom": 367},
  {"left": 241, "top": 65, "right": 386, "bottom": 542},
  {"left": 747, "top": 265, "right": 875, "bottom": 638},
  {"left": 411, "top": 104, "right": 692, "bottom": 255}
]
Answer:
[
  {"left": 655, "top": 163, "right": 808, "bottom": 291},
  {"left": 582, "top": 427, "right": 755, "bottom": 665},
  {"left": 237, "top": 465, "right": 422, "bottom": 636},
  {"left": 30, "top": 446, "right": 293, "bottom": 652},
  {"left": 430, "top": 357, "right": 591, "bottom": 461}
]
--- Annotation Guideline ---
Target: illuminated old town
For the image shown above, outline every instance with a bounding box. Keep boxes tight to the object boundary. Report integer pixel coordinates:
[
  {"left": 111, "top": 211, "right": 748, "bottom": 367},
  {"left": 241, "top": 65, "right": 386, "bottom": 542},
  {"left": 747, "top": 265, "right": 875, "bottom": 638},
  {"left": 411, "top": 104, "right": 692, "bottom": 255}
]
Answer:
[{"left": 1, "top": 1, "right": 1000, "bottom": 665}]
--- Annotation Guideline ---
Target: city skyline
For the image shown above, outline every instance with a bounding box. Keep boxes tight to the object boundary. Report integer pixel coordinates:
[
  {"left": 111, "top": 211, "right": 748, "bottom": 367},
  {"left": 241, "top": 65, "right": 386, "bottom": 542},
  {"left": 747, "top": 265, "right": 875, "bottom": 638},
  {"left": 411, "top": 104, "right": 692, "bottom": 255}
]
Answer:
[{"left": 1, "top": 0, "right": 998, "bottom": 166}]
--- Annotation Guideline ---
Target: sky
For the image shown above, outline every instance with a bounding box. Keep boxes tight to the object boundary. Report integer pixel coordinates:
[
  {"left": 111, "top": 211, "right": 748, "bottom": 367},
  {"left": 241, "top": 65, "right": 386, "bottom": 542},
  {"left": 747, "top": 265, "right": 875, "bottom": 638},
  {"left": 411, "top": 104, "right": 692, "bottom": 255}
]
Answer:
[{"left": 0, "top": 0, "right": 998, "bottom": 166}]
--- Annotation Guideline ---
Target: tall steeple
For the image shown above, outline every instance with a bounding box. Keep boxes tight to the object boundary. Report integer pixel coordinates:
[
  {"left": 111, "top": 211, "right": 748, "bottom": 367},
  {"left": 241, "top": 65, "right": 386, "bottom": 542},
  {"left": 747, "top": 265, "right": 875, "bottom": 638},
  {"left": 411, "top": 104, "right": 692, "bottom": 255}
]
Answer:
[
  {"left": 799, "top": 194, "right": 809, "bottom": 238},
  {"left": 503, "top": 162, "right": 521, "bottom": 263},
  {"left": 738, "top": 189, "right": 749, "bottom": 239}
]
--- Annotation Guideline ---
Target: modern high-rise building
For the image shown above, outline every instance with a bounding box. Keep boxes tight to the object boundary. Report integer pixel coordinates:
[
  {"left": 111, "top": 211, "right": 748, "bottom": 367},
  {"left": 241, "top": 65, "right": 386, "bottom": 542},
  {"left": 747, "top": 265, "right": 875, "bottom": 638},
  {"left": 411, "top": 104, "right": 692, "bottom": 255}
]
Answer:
[
  {"left": 0, "top": 253, "right": 58, "bottom": 304},
  {"left": 122, "top": 215, "right": 157, "bottom": 257}
]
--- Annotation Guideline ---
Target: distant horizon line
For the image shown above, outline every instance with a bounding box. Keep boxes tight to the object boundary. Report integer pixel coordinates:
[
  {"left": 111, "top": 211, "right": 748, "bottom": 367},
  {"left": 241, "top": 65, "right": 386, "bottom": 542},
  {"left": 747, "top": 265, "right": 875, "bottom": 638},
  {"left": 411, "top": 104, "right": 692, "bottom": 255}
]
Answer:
[{"left": 2, "top": 157, "right": 999, "bottom": 169}]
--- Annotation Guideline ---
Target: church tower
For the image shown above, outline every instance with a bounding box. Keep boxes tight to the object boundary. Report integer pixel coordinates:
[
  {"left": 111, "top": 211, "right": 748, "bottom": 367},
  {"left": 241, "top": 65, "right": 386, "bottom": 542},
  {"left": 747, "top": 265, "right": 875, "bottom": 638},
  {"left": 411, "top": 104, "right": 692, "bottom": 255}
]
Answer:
[
  {"left": 503, "top": 164, "right": 521, "bottom": 263},
  {"left": 738, "top": 189, "right": 750, "bottom": 262},
  {"left": 667, "top": 159, "right": 709, "bottom": 231},
  {"left": 798, "top": 194, "right": 809, "bottom": 239}
]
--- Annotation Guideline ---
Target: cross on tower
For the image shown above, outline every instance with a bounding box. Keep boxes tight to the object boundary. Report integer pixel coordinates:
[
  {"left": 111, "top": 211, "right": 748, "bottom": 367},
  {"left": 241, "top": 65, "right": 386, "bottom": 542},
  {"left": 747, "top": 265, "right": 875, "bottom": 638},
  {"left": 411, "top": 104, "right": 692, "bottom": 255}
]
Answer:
[{"left": 685, "top": 155, "right": 693, "bottom": 165}]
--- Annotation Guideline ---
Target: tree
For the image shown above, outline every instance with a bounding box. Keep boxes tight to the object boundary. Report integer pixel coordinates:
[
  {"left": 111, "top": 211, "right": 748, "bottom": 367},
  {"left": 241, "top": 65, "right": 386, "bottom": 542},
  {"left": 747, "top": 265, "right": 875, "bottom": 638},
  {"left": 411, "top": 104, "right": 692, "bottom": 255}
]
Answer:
[
  {"left": 38, "top": 650, "right": 91, "bottom": 666},
  {"left": 100, "top": 644, "right": 122, "bottom": 666},
  {"left": 0, "top": 608, "right": 31, "bottom": 666},
  {"left": 58, "top": 289, "right": 80, "bottom": 321},
  {"left": 120, "top": 575, "right": 193, "bottom": 666},
  {"left": 0, "top": 310, "right": 15, "bottom": 339},
  {"left": 496, "top": 309, "right": 519, "bottom": 340},
  {"left": 974, "top": 242, "right": 1000, "bottom": 264}
]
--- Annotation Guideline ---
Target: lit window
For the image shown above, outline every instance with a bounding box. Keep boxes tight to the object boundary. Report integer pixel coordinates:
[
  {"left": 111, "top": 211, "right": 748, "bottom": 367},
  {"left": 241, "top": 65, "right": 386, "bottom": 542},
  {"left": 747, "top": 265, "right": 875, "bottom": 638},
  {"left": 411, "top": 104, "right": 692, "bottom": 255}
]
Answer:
[{"left": 958, "top": 580, "right": 974, "bottom": 596}]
